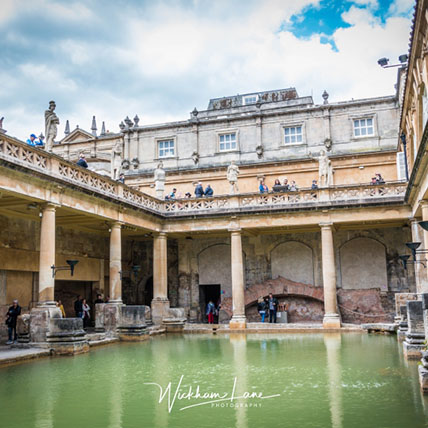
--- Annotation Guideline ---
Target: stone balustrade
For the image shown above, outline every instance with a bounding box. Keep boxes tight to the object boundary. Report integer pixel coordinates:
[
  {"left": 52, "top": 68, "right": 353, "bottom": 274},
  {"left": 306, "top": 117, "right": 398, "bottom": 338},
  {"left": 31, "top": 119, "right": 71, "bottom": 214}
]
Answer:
[{"left": 1, "top": 136, "right": 407, "bottom": 218}]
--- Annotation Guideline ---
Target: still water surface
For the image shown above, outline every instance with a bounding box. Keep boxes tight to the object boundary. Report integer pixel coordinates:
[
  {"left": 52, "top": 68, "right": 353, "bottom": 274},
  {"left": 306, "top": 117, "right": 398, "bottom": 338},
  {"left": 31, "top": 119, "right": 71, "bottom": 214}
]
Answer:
[{"left": 0, "top": 333, "right": 427, "bottom": 428}]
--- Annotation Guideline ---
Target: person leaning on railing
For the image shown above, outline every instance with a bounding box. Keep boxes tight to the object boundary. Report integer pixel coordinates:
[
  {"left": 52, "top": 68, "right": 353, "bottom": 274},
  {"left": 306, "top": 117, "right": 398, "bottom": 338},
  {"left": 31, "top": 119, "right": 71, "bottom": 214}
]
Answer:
[{"left": 259, "top": 180, "right": 269, "bottom": 194}]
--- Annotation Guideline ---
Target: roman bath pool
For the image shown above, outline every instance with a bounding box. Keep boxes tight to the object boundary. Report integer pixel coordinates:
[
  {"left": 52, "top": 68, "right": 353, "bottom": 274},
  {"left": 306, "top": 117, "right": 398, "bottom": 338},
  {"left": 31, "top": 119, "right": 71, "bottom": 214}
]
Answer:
[{"left": 0, "top": 333, "right": 427, "bottom": 428}]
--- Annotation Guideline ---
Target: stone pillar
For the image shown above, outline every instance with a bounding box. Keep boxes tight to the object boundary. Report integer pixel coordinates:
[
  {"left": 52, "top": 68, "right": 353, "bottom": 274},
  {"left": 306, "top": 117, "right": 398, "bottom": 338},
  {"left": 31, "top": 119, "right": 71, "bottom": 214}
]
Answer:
[
  {"left": 419, "top": 293, "right": 428, "bottom": 393},
  {"left": 421, "top": 201, "right": 428, "bottom": 292},
  {"left": 403, "top": 300, "right": 425, "bottom": 359},
  {"left": 109, "top": 222, "right": 122, "bottom": 304},
  {"left": 320, "top": 222, "right": 341, "bottom": 328},
  {"left": 30, "top": 204, "right": 61, "bottom": 343},
  {"left": 229, "top": 229, "right": 246, "bottom": 329},
  {"left": 397, "top": 305, "right": 408, "bottom": 342},
  {"left": 38, "top": 203, "right": 56, "bottom": 305},
  {"left": 410, "top": 217, "right": 425, "bottom": 293},
  {"left": 151, "top": 232, "right": 170, "bottom": 324}
]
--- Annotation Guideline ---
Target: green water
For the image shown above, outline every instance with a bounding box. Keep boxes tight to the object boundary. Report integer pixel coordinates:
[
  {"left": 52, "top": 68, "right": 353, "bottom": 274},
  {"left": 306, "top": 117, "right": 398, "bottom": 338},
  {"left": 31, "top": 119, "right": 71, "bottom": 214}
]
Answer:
[{"left": 0, "top": 333, "right": 427, "bottom": 428}]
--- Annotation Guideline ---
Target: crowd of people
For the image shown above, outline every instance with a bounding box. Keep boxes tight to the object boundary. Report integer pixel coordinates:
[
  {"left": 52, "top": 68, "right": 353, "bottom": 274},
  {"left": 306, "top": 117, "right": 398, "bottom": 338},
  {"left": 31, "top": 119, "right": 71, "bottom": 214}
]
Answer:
[{"left": 165, "top": 182, "right": 215, "bottom": 200}]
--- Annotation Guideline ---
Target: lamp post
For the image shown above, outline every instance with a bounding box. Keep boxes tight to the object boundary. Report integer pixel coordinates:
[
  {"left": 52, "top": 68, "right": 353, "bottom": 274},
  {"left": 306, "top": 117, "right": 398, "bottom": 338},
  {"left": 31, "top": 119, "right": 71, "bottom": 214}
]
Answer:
[
  {"left": 377, "top": 54, "right": 408, "bottom": 68},
  {"left": 51, "top": 260, "right": 79, "bottom": 277},
  {"left": 400, "top": 133, "right": 410, "bottom": 181}
]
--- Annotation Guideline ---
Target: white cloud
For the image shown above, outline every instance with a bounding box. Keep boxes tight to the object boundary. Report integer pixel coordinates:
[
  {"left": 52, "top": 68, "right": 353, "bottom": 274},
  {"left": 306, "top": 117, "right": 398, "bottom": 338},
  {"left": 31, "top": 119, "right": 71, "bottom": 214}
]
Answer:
[{"left": 0, "top": 0, "right": 413, "bottom": 141}]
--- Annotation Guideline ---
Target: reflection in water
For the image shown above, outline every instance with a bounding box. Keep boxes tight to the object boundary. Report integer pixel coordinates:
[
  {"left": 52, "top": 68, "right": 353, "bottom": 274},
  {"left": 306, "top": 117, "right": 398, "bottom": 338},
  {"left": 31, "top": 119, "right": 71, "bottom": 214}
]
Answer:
[
  {"left": 230, "top": 333, "right": 248, "bottom": 428},
  {"left": 35, "top": 369, "right": 54, "bottom": 428},
  {"left": 109, "top": 351, "right": 123, "bottom": 428},
  {"left": 324, "top": 333, "right": 342, "bottom": 428}
]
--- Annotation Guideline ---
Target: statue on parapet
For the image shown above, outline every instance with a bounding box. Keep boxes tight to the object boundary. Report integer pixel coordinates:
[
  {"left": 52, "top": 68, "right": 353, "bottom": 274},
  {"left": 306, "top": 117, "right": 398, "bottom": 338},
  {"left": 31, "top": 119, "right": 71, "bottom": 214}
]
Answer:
[
  {"left": 227, "top": 160, "right": 240, "bottom": 194},
  {"left": 45, "top": 101, "right": 60, "bottom": 152},
  {"left": 154, "top": 161, "right": 166, "bottom": 199},
  {"left": 309, "top": 149, "right": 333, "bottom": 187},
  {"left": 111, "top": 141, "right": 123, "bottom": 180}
]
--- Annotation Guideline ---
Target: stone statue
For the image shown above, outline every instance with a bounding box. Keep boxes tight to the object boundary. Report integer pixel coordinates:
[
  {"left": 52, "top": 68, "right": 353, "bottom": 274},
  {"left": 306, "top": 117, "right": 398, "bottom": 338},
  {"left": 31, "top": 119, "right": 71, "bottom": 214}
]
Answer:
[
  {"left": 111, "top": 141, "right": 123, "bottom": 180},
  {"left": 227, "top": 160, "right": 240, "bottom": 194},
  {"left": 45, "top": 101, "right": 60, "bottom": 152},
  {"left": 154, "top": 161, "right": 166, "bottom": 199},
  {"left": 310, "top": 150, "right": 333, "bottom": 187},
  {"left": 191, "top": 151, "right": 199, "bottom": 164}
]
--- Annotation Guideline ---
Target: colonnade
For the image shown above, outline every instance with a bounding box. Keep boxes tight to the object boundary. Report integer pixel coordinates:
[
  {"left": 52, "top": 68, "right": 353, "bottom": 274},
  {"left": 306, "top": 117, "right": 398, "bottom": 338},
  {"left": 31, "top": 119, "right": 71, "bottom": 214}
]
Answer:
[{"left": 36, "top": 204, "right": 345, "bottom": 327}]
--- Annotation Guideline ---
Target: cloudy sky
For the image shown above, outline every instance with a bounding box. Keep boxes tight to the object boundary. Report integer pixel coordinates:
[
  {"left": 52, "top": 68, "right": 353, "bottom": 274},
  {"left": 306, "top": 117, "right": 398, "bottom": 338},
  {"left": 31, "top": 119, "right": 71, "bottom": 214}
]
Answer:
[{"left": 0, "top": 0, "right": 414, "bottom": 141}]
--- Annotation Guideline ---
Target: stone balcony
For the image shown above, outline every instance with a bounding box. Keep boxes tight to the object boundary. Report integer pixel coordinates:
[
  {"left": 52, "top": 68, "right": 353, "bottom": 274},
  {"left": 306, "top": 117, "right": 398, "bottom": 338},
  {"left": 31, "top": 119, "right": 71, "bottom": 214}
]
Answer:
[{"left": 0, "top": 136, "right": 407, "bottom": 219}]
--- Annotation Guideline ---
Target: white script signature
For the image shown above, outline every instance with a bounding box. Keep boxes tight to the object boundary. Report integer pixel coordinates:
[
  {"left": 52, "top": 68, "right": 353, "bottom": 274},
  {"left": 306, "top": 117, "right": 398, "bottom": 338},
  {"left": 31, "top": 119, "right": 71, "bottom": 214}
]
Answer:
[{"left": 144, "top": 375, "right": 281, "bottom": 412}]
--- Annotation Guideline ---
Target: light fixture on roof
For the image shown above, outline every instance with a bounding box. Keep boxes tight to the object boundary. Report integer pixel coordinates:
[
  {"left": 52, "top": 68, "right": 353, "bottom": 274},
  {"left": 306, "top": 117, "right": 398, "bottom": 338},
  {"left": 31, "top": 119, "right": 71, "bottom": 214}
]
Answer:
[{"left": 378, "top": 54, "right": 408, "bottom": 68}]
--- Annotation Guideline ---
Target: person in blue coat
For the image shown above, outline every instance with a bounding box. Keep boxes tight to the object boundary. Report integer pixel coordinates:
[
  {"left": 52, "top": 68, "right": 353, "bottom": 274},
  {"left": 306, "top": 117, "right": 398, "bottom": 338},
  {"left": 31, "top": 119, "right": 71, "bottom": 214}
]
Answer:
[
  {"left": 195, "top": 182, "right": 204, "bottom": 197},
  {"left": 204, "top": 184, "right": 214, "bottom": 196}
]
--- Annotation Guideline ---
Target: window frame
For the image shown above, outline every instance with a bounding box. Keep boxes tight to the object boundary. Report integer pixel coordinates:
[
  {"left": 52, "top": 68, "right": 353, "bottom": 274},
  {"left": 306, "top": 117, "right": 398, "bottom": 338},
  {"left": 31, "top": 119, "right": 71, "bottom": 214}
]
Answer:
[
  {"left": 156, "top": 137, "right": 176, "bottom": 159},
  {"left": 280, "top": 122, "right": 306, "bottom": 146},
  {"left": 243, "top": 94, "right": 258, "bottom": 105},
  {"left": 350, "top": 114, "right": 377, "bottom": 139},
  {"left": 217, "top": 129, "right": 239, "bottom": 153}
]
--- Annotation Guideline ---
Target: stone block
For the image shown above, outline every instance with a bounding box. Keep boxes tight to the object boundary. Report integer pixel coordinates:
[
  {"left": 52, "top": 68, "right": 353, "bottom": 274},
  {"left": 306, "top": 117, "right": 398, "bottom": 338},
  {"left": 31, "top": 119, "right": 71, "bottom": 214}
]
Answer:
[
  {"left": 47, "top": 318, "right": 89, "bottom": 356},
  {"left": 229, "top": 315, "right": 246, "bottom": 330},
  {"left": 403, "top": 301, "right": 425, "bottom": 359},
  {"left": 117, "top": 305, "right": 148, "bottom": 341},
  {"left": 418, "top": 365, "right": 428, "bottom": 394},
  {"left": 29, "top": 305, "right": 62, "bottom": 343},
  {"left": 103, "top": 303, "right": 122, "bottom": 336},
  {"left": 94, "top": 303, "right": 106, "bottom": 332},
  {"left": 151, "top": 298, "right": 170, "bottom": 325},
  {"left": 323, "top": 314, "right": 341, "bottom": 329},
  {"left": 276, "top": 311, "right": 288, "bottom": 324},
  {"left": 144, "top": 305, "right": 152, "bottom": 325},
  {"left": 17, "top": 314, "right": 30, "bottom": 343},
  {"left": 395, "top": 293, "right": 418, "bottom": 315}
]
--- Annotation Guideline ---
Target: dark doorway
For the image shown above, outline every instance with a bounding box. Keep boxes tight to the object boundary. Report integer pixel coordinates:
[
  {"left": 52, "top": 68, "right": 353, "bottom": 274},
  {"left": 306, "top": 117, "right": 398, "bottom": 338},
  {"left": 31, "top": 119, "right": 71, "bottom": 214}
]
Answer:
[
  {"left": 144, "top": 276, "right": 153, "bottom": 306},
  {"left": 54, "top": 280, "right": 93, "bottom": 319},
  {"left": 199, "top": 284, "right": 221, "bottom": 322}
]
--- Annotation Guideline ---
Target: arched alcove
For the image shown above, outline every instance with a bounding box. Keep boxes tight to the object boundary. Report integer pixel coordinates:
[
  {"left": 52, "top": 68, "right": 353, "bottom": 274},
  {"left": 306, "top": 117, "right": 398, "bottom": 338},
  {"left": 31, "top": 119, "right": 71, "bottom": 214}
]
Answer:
[
  {"left": 271, "top": 241, "right": 314, "bottom": 285},
  {"left": 340, "top": 237, "right": 387, "bottom": 290}
]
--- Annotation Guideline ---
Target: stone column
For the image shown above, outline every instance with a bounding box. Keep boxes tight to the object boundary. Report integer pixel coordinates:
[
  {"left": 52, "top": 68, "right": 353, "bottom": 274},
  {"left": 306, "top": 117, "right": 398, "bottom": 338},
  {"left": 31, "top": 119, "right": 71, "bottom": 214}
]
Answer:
[
  {"left": 403, "top": 300, "right": 425, "bottom": 359},
  {"left": 30, "top": 203, "right": 61, "bottom": 343},
  {"left": 421, "top": 201, "right": 428, "bottom": 292},
  {"left": 109, "top": 222, "right": 122, "bottom": 304},
  {"left": 38, "top": 203, "right": 56, "bottom": 305},
  {"left": 152, "top": 232, "right": 170, "bottom": 324},
  {"left": 320, "top": 222, "right": 341, "bottom": 328},
  {"left": 410, "top": 218, "right": 424, "bottom": 293},
  {"left": 229, "top": 229, "right": 246, "bottom": 329}
]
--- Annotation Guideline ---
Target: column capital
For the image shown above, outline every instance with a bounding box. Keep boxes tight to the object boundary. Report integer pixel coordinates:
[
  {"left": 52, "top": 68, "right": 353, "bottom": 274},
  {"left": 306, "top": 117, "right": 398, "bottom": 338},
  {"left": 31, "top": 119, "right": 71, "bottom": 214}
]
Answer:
[
  {"left": 419, "top": 199, "right": 428, "bottom": 209},
  {"left": 319, "top": 222, "right": 334, "bottom": 229},
  {"left": 41, "top": 202, "right": 59, "bottom": 212},
  {"left": 154, "top": 231, "right": 168, "bottom": 238},
  {"left": 110, "top": 221, "right": 124, "bottom": 229},
  {"left": 228, "top": 228, "right": 242, "bottom": 234}
]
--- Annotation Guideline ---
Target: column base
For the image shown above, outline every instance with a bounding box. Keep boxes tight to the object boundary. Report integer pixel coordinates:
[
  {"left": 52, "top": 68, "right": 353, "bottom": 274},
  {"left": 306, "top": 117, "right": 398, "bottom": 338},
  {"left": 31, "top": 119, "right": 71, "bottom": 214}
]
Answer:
[
  {"left": 151, "top": 298, "right": 170, "bottom": 325},
  {"left": 323, "top": 313, "right": 341, "bottom": 329},
  {"left": 29, "top": 305, "right": 62, "bottom": 343},
  {"left": 229, "top": 315, "right": 247, "bottom": 330}
]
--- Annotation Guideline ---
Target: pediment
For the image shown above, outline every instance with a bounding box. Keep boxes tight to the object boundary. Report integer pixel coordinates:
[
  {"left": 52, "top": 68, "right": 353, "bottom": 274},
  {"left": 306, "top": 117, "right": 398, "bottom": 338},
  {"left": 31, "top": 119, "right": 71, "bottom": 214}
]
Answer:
[{"left": 59, "top": 128, "right": 94, "bottom": 144}]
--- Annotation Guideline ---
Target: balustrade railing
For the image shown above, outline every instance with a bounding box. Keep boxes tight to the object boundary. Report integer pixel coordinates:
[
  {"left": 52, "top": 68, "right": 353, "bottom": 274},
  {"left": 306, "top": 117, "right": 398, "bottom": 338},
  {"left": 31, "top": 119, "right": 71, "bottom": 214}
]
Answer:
[{"left": 0, "top": 136, "right": 407, "bottom": 217}]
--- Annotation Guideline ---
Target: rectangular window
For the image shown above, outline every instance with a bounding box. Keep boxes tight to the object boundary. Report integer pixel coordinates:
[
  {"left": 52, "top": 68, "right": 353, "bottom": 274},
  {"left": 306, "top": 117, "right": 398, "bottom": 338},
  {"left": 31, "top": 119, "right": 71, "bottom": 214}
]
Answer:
[
  {"left": 158, "top": 139, "right": 175, "bottom": 158},
  {"left": 219, "top": 133, "right": 237, "bottom": 151},
  {"left": 284, "top": 126, "right": 303, "bottom": 144},
  {"left": 353, "top": 118, "right": 374, "bottom": 137},
  {"left": 243, "top": 95, "right": 258, "bottom": 105},
  {"left": 396, "top": 151, "right": 407, "bottom": 181}
]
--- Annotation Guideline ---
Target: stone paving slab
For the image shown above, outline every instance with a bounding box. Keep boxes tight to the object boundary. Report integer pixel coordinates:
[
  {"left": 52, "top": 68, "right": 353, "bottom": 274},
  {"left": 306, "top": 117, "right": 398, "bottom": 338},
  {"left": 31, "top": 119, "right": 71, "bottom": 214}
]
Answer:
[{"left": 0, "top": 345, "right": 50, "bottom": 366}]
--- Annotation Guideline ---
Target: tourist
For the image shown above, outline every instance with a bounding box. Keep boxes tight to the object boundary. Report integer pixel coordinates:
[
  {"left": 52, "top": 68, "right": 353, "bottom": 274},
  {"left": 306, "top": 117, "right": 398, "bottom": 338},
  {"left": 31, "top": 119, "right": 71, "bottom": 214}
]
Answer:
[
  {"left": 259, "top": 180, "right": 268, "bottom": 194},
  {"left": 268, "top": 293, "right": 278, "bottom": 323},
  {"left": 5, "top": 299, "right": 21, "bottom": 344},
  {"left": 26, "top": 133, "right": 38, "bottom": 146},
  {"left": 76, "top": 153, "right": 88, "bottom": 168},
  {"left": 118, "top": 173, "right": 125, "bottom": 184},
  {"left": 184, "top": 192, "right": 192, "bottom": 198},
  {"left": 257, "top": 296, "right": 267, "bottom": 322},
  {"left": 82, "top": 299, "right": 91, "bottom": 328},
  {"left": 94, "top": 294, "right": 104, "bottom": 304},
  {"left": 195, "top": 181, "right": 204, "bottom": 197},
  {"left": 57, "top": 300, "right": 66, "bottom": 317},
  {"left": 370, "top": 176, "right": 377, "bottom": 185},
  {"left": 274, "top": 179, "right": 281, "bottom": 186},
  {"left": 283, "top": 178, "right": 290, "bottom": 190},
  {"left": 74, "top": 295, "right": 83, "bottom": 318},
  {"left": 104, "top": 296, "right": 110, "bottom": 304},
  {"left": 311, "top": 179, "right": 318, "bottom": 190},
  {"left": 206, "top": 300, "right": 215, "bottom": 324},
  {"left": 289, "top": 180, "right": 298, "bottom": 191},
  {"left": 204, "top": 184, "right": 214, "bottom": 197},
  {"left": 375, "top": 173, "right": 385, "bottom": 184},
  {"left": 168, "top": 188, "right": 177, "bottom": 199}
]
